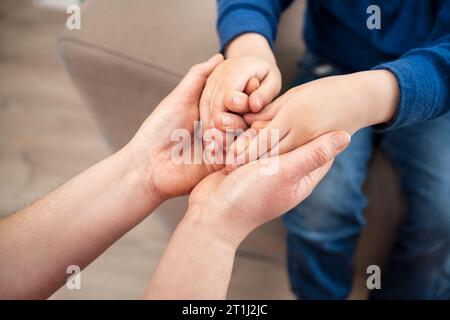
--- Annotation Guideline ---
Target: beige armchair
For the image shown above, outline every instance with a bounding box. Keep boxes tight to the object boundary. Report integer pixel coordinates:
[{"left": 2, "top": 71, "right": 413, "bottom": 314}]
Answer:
[{"left": 59, "top": 0, "right": 404, "bottom": 299}]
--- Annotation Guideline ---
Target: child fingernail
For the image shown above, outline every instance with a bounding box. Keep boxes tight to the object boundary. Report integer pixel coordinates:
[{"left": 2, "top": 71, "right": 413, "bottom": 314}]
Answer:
[
  {"left": 233, "top": 94, "right": 244, "bottom": 106},
  {"left": 220, "top": 114, "right": 229, "bottom": 128},
  {"left": 235, "top": 137, "right": 249, "bottom": 155},
  {"left": 251, "top": 121, "right": 269, "bottom": 132},
  {"left": 331, "top": 132, "right": 351, "bottom": 149},
  {"left": 251, "top": 95, "right": 262, "bottom": 111}
]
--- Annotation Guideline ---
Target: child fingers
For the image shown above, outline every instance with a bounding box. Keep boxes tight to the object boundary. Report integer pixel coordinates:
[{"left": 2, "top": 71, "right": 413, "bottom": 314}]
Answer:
[
  {"left": 244, "top": 97, "right": 285, "bottom": 124},
  {"left": 251, "top": 120, "right": 270, "bottom": 132},
  {"left": 210, "top": 73, "right": 254, "bottom": 123},
  {"left": 237, "top": 121, "right": 290, "bottom": 165},
  {"left": 244, "top": 87, "right": 294, "bottom": 125},
  {"left": 248, "top": 70, "right": 281, "bottom": 112},
  {"left": 211, "top": 76, "right": 257, "bottom": 123},
  {"left": 243, "top": 128, "right": 284, "bottom": 163},
  {"left": 231, "top": 128, "right": 256, "bottom": 154},
  {"left": 245, "top": 77, "right": 260, "bottom": 95},
  {"left": 225, "top": 128, "right": 257, "bottom": 171},
  {"left": 212, "top": 111, "right": 248, "bottom": 131},
  {"left": 223, "top": 91, "right": 251, "bottom": 113},
  {"left": 224, "top": 128, "right": 291, "bottom": 174},
  {"left": 220, "top": 76, "right": 262, "bottom": 117},
  {"left": 267, "top": 131, "right": 300, "bottom": 157}
]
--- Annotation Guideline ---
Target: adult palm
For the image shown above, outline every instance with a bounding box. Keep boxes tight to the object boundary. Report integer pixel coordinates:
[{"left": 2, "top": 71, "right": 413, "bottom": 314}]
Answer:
[
  {"left": 126, "top": 54, "right": 225, "bottom": 200},
  {"left": 187, "top": 131, "right": 350, "bottom": 244}
]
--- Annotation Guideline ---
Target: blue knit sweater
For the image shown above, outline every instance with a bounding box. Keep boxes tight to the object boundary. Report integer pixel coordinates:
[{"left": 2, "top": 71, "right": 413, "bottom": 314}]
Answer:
[{"left": 217, "top": 0, "right": 450, "bottom": 130}]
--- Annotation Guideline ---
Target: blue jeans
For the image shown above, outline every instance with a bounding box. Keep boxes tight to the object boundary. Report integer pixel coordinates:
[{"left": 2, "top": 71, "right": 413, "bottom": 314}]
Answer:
[{"left": 283, "top": 53, "right": 450, "bottom": 299}]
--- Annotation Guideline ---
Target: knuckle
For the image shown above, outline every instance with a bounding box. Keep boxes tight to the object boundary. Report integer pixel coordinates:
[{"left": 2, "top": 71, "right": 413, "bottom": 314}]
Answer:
[
  {"left": 296, "top": 173, "right": 315, "bottom": 195},
  {"left": 257, "top": 87, "right": 277, "bottom": 101},
  {"left": 310, "top": 145, "right": 330, "bottom": 169}
]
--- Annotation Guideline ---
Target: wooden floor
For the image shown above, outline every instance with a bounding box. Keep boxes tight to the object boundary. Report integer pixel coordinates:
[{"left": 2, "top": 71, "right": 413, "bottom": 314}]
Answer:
[{"left": 0, "top": 0, "right": 293, "bottom": 299}]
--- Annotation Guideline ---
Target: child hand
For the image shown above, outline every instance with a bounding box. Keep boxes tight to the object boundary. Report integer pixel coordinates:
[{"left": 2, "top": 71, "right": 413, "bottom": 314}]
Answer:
[
  {"left": 228, "top": 71, "right": 399, "bottom": 165},
  {"left": 199, "top": 33, "right": 281, "bottom": 132}
]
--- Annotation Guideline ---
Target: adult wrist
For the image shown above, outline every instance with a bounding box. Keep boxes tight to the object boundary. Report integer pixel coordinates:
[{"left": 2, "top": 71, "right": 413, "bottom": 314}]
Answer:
[
  {"left": 115, "top": 144, "right": 165, "bottom": 212},
  {"left": 183, "top": 205, "right": 249, "bottom": 250}
]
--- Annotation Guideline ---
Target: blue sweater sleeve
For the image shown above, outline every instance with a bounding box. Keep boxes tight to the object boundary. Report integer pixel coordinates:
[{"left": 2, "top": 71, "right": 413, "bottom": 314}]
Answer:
[
  {"left": 373, "top": 1, "right": 450, "bottom": 130},
  {"left": 216, "top": 0, "right": 293, "bottom": 51}
]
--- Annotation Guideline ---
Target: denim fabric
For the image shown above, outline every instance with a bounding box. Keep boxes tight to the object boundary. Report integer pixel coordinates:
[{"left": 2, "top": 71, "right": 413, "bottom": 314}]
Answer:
[{"left": 283, "top": 52, "right": 450, "bottom": 299}]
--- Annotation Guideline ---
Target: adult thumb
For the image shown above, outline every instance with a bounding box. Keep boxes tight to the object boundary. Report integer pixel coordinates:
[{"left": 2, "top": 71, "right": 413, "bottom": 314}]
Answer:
[
  {"left": 279, "top": 131, "right": 351, "bottom": 181},
  {"left": 172, "top": 54, "right": 223, "bottom": 98}
]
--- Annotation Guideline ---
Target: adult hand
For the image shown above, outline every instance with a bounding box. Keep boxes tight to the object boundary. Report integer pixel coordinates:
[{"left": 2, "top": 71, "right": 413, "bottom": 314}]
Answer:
[
  {"left": 186, "top": 131, "right": 351, "bottom": 246},
  {"left": 125, "top": 54, "right": 226, "bottom": 201},
  {"left": 145, "top": 131, "right": 350, "bottom": 299}
]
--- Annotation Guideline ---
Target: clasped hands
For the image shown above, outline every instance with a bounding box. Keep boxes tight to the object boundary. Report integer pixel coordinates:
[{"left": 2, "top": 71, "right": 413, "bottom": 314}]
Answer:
[
  {"left": 0, "top": 45, "right": 399, "bottom": 299},
  {"left": 126, "top": 53, "right": 350, "bottom": 249},
  {"left": 0, "top": 53, "right": 348, "bottom": 300}
]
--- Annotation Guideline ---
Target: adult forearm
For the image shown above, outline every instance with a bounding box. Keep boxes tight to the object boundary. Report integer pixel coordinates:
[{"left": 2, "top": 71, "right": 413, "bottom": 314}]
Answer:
[
  {"left": 0, "top": 147, "right": 161, "bottom": 299},
  {"left": 144, "top": 211, "right": 239, "bottom": 300}
]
